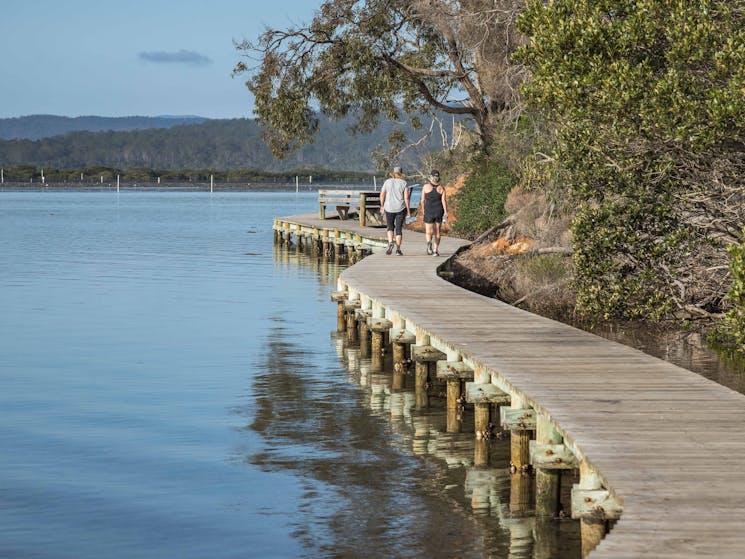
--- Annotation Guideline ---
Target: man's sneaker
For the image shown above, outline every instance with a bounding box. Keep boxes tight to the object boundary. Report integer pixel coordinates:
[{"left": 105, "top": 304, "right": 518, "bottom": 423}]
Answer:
[
  {"left": 433, "top": 250, "right": 440, "bottom": 257},
  {"left": 426, "top": 240, "right": 433, "bottom": 255},
  {"left": 396, "top": 248, "right": 404, "bottom": 256},
  {"left": 385, "top": 242, "right": 394, "bottom": 255}
]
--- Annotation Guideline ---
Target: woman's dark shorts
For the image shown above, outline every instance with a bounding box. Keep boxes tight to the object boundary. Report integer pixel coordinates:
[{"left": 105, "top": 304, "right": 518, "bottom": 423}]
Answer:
[
  {"left": 385, "top": 209, "right": 406, "bottom": 236},
  {"left": 423, "top": 211, "right": 444, "bottom": 224}
]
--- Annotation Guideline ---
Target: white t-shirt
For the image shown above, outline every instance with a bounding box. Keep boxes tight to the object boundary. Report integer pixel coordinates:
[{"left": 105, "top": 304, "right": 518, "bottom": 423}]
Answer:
[{"left": 381, "top": 178, "right": 407, "bottom": 213}]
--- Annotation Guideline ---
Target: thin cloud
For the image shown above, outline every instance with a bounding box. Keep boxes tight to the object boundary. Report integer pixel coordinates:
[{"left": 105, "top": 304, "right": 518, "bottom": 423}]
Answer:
[{"left": 138, "top": 50, "right": 212, "bottom": 66}]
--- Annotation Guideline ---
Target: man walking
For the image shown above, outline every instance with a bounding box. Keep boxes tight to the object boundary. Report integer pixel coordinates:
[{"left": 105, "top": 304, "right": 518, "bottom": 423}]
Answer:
[{"left": 379, "top": 166, "right": 411, "bottom": 255}]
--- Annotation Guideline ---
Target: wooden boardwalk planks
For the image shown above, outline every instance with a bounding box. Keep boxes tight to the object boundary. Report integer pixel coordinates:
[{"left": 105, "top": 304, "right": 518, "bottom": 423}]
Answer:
[{"left": 277, "top": 213, "right": 745, "bottom": 558}]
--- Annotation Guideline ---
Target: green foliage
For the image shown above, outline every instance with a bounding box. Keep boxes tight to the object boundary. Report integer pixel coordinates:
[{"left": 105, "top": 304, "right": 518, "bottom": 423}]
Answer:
[
  {"left": 517, "top": 0, "right": 745, "bottom": 320},
  {"left": 451, "top": 159, "right": 514, "bottom": 239},
  {"left": 236, "top": 0, "right": 526, "bottom": 157},
  {"left": 710, "top": 230, "right": 745, "bottom": 353}
]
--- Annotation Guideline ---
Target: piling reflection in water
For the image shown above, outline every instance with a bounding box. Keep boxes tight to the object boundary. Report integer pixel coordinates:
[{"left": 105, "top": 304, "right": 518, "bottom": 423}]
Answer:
[
  {"left": 269, "top": 239, "right": 583, "bottom": 558},
  {"left": 335, "top": 330, "right": 583, "bottom": 559}
]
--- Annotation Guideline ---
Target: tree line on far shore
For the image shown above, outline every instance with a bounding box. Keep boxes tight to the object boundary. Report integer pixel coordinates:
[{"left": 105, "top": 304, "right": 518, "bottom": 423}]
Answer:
[
  {"left": 0, "top": 116, "right": 442, "bottom": 173},
  {"left": 0, "top": 164, "right": 375, "bottom": 185}
]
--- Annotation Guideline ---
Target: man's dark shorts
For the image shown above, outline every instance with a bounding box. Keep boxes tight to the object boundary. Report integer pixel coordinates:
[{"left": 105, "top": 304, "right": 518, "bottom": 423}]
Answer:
[{"left": 385, "top": 209, "right": 406, "bottom": 236}]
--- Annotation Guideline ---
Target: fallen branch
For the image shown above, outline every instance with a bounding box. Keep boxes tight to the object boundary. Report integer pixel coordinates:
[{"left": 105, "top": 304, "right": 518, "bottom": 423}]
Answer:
[
  {"left": 527, "top": 247, "right": 573, "bottom": 256},
  {"left": 473, "top": 215, "right": 516, "bottom": 244}
]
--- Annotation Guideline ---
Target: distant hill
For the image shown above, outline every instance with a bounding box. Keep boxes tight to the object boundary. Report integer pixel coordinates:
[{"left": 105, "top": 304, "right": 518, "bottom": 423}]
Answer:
[
  {"left": 0, "top": 116, "right": 443, "bottom": 172},
  {"left": 0, "top": 115, "right": 208, "bottom": 140}
]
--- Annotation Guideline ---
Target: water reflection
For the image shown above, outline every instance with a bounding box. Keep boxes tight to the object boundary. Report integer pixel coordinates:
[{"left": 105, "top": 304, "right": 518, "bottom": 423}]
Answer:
[
  {"left": 579, "top": 321, "right": 745, "bottom": 394},
  {"left": 337, "top": 332, "right": 584, "bottom": 559},
  {"left": 256, "top": 241, "right": 582, "bottom": 558},
  {"left": 243, "top": 243, "right": 489, "bottom": 558}
]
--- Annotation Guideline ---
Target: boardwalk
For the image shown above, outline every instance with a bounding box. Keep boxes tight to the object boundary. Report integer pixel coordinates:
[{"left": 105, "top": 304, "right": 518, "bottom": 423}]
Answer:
[{"left": 276, "top": 213, "right": 745, "bottom": 558}]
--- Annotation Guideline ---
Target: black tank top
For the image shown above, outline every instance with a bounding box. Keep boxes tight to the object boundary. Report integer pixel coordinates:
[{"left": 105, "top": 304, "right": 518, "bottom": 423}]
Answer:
[{"left": 423, "top": 185, "right": 444, "bottom": 216}]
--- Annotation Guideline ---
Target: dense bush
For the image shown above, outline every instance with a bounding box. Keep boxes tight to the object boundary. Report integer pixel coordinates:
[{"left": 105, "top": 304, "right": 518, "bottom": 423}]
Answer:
[
  {"left": 517, "top": 0, "right": 745, "bottom": 320},
  {"left": 451, "top": 159, "right": 514, "bottom": 240},
  {"left": 710, "top": 231, "right": 745, "bottom": 353}
]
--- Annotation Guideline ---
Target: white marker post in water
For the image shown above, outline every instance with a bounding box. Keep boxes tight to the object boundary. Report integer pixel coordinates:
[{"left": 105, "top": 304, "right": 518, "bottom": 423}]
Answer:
[
  {"left": 117, "top": 175, "right": 120, "bottom": 193},
  {"left": 296, "top": 176, "right": 299, "bottom": 193}
]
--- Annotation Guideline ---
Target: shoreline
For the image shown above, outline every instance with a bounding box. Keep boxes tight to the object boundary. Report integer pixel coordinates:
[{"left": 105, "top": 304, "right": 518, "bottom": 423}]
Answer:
[{"left": 0, "top": 182, "right": 374, "bottom": 192}]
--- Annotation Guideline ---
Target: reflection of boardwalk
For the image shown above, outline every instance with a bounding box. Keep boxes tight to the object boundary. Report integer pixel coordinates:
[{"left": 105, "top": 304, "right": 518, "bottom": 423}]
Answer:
[
  {"left": 277, "top": 213, "right": 745, "bottom": 558},
  {"left": 332, "top": 328, "right": 583, "bottom": 558}
]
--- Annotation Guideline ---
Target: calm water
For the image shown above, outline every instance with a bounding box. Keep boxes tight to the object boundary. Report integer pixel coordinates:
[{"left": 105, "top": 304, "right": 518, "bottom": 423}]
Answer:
[{"left": 0, "top": 191, "right": 580, "bottom": 559}]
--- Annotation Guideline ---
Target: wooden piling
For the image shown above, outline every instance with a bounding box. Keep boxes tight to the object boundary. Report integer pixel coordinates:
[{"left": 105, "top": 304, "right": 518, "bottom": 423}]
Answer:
[
  {"left": 321, "top": 229, "right": 330, "bottom": 259},
  {"left": 473, "top": 438, "right": 489, "bottom": 467},
  {"left": 369, "top": 317, "right": 392, "bottom": 356},
  {"left": 534, "top": 413, "right": 564, "bottom": 517},
  {"left": 446, "top": 378, "right": 461, "bottom": 411},
  {"left": 392, "top": 367, "right": 404, "bottom": 391},
  {"left": 509, "top": 471, "right": 534, "bottom": 516},
  {"left": 467, "top": 378, "right": 510, "bottom": 439},
  {"left": 390, "top": 328, "right": 415, "bottom": 371},
  {"left": 412, "top": 345, "right": 446, "bottom": 396},
  {"left": 331, "top": 290, "right": 347, "bottom": 332},
  {"left": 446, "top": 404, "right": 462, "bottom": 433},
  {"left": 500, "top": 394, "right": 535, "bottom": 472},
  {"left": 345, "top": 300, "right": 360, "bottom": 342},
  {"left": 356, "top": 309, "right": 371, "bottom": 358},
  {"left": 571, "top": 462, "right": 620, "bottom": 558},
  {"left": 534, "top": 517, "right": 561, "bottom": 559},
  {"left": 475, "top": 403, "right": 491, "bottom": 438}
]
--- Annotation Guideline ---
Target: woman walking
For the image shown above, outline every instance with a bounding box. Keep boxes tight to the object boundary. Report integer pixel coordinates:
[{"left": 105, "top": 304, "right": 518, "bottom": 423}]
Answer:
[{"left": 421, "top": 170, "right": 448, "bottom": 256}]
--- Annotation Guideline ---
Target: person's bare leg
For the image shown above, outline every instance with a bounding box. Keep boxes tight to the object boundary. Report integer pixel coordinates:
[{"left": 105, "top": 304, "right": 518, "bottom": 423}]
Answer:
[
  {"left": 425, "top": 222, "right": 433, "bottom": 254},
  {"left": 433, "top": 222, "right": 441, "bottom": 255},
  {"left": 385, "top": 228, "right": 395, "bottom": 254}
]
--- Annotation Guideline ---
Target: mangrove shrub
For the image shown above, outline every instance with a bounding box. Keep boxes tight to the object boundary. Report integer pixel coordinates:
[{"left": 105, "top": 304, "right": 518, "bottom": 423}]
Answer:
[{"left": 517, "top": 0, "right": 745, "bottom": 320}]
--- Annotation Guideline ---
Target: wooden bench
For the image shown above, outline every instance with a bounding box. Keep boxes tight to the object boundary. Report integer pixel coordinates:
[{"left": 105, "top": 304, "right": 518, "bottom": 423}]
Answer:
[
  {"left": 318, "top": 190, "right": 385, "bottom": 226},
  {"left": 359, "top": 192, "right": 383, "bottom": 227},
  {"left": 317, "top": 189, "right": 417, "bottom": 227},
  {"left": 318, "top": 190, "right": 361, "bottom": 221}
]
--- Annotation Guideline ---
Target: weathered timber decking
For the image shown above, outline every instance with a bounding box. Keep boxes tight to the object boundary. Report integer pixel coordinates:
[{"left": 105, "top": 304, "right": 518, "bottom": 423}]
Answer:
[{"left": 277, "top": 213, "right": 745, "bottom": 558}]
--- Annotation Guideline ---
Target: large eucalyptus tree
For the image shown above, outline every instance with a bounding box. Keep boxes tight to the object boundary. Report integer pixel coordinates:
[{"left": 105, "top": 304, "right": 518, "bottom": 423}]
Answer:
[{"left": 234, "top": 0, "right": 526, "bottom": 158}]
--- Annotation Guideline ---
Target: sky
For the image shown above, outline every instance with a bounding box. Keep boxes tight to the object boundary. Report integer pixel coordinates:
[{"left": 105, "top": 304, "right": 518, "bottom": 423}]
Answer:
[{"left": 0, "top": 0, "right": 319, "bottom": 119}]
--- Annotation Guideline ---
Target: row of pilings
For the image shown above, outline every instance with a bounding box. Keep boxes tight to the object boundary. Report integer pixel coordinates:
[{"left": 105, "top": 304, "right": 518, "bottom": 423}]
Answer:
[
  {"left": 273, "top": 218, "right": 376, "bottom": 265},
  {"left": 273, "top": 219, "right": 622, "bottom": 558}
]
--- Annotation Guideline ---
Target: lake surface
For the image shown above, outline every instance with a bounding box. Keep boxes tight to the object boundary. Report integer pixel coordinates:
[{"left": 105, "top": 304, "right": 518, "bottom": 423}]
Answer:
[{"left": 0, "top": 192, "right": 579, "bottom": 559}]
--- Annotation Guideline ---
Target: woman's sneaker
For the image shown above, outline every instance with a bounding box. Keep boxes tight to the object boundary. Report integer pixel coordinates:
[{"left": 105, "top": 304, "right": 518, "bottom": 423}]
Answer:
[
  {"left": 396, "top": 248, "right": 404, "bottom": 256},
  {"left": 385, "top": 242, "right": 394, "bottom": 255},
  {"left": 426, "top": 240, "right": 433, "bottom": 255}
]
